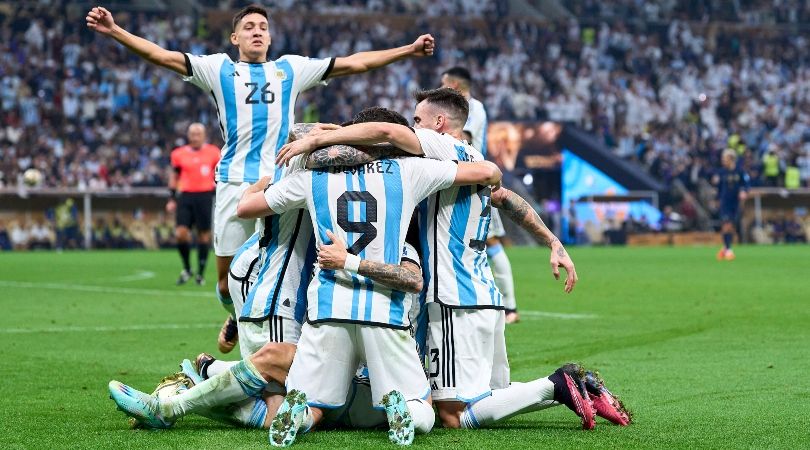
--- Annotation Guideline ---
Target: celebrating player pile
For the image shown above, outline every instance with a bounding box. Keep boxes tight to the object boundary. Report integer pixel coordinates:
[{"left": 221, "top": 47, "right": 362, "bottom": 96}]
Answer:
[{"left": 92, "top": 3, "right": 631, "bottom": 446}]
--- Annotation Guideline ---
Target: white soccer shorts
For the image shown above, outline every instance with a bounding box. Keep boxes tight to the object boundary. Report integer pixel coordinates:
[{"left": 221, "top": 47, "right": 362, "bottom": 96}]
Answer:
[
  {"left": 286, "top": 322, "right": 430, "bottom": 409},
  {"left": 426, "top": 302, "right": 508, "bottom": 402},
  {"left": 214, "top": 181, "right": 260, "bottom": 256},
  {"left": 487, "top": 208, "right": 506, "bottom": 239},
  {"left": 229, "top": 253, "right": 302, "bottom": 360}
]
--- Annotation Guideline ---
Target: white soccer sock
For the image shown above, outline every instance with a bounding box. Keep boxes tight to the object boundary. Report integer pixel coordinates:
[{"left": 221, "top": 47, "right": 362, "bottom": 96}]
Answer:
[
  {"left": 406, "top": 399, "right": 435, "bottom": 434},
  {"left": 459, "top": 379, "right": 558, "bottom": 429},
  {"left": 161, "top": 359, "right": 267, "bottom": 420},
  {"left": 488, "top": 245, "right": 517, "bottom": 310},
  {"left": 206, "top": 359, "right": 239, "bottom": 378},
  {"left": 197, "top": 397, "right": 268, "bottom": 428}
]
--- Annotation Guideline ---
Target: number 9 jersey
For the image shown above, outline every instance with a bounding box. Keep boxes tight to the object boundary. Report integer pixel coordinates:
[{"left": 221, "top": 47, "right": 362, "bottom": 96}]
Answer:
[
  {"left": 263, "top": 157, "right": 459, "bottom": 329},
  {"left": 414, "top": 129, "right": 502, "bottom": 309}
]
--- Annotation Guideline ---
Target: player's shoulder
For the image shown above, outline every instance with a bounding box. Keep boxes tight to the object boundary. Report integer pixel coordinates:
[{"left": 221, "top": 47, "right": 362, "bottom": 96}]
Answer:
[
  {"left": 171, "top": 145, "right": 190, "bottom": 155},
  {"left": 275, "top": 54, "right": 313, "bottom": 66},
  {"left": 468, "top": 97, "right": 486, "bottom": 114},
  {"left": 188, "top": 52, "right": 232, "bottom": 63}
]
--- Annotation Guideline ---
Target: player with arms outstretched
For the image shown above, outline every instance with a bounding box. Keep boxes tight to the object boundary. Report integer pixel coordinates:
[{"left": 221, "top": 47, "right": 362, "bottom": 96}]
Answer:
[{"left": 86, "top": 3, "right": 437, "bottom": 352}]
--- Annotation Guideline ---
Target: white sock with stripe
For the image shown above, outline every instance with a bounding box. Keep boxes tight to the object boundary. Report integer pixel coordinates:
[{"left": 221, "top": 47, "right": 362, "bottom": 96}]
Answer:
[
  {"left": 197, "top": 397, "right": 268, "bottom": 428},
  {"left": 459, "top": 379, "right": 557, "bottom": 429},
  {"left": 407, "top": 399, "right": 435, "bottom": 434},
  {"left": 206, "top": 359, "right": 239, "bottom": 378},
  {"left": 488, "top": 244, "right": 517, "bottom": 310},
  {"left": 160, "top": 359, "right": 267, "bottom": 420}
]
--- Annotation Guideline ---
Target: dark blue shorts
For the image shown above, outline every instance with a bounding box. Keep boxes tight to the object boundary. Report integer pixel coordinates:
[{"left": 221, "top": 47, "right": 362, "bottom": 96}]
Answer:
[{"left": 719, "top": 202, "right": 739, "bottom": 222}]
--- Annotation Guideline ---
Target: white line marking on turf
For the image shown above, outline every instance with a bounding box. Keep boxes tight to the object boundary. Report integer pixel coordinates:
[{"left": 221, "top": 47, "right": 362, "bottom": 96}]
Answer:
[
  {"left": 113, "top": 270, "right": 156, "bottom": 282},
  {"left": 519, "top": 310, "right": 597, "bottom": 320},
  {"left": 0, "top": 280, "right": 209, "bottom": 298},
  {"left": 0, "top": 323, "right": 219, "bottom": 334}
]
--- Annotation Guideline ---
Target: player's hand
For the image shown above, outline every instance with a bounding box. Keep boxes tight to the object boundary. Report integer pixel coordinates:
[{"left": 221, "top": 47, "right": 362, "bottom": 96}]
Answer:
[
  {"left": 739, "top": 191, "right": 748, "bottom": 202},
  {"left": 307, "top": 123, "right": 341, "bottom": 137},
  {"left": 550, "top": 240, "right": 578, "bottom": 293},
  {"left": 276, "top": 136, "right": 318, "bottom": 166},
  {"left": 86, "top": 6, "right": 116, "bottom": 35},
  {"left": 246, "top": 176, "right": 273, "bottom": 194},
  {"left": 410, "top": 34, "right": 435, "bottom": 57},
  {"left": 165, "top": 199, "right": 176, "bottom": 214},
  {"left": 317, "top": 230, "right": 349, "bottom": 270}
]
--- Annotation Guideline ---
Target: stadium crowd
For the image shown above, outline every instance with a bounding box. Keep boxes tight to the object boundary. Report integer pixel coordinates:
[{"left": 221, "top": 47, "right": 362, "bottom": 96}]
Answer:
[{"left": 0, "top": 1, "right": 808, "bottom": 200}]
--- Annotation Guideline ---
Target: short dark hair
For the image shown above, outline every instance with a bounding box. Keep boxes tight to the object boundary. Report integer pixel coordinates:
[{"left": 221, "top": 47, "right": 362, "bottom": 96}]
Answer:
[
  {"left": 442, "top": 66, "right": 472, "bottom": 84},
  {"left": 352, "top": 106, "right": 409, "bottom": 127},
  {"left": 232, "top": 4, "right": 269, "bottom": 32},
  {"left": 414, "top": 87, "right": 469, "bottom": 126}
]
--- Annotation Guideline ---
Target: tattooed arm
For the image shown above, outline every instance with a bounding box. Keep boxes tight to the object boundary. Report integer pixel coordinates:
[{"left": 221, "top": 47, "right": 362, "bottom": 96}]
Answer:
[
  {"left": 490, "top": 187, "right": 578, "bottom": 293},
  {"left": 357, "top": 259, "right": 423, "bottom": 293},
  {"left": 306, "top": 144, "right": 411, "bottom": 169},
  {"left": 289, "top": 123, "right": 411, "bottom": 169},
  {"left": 318, "top": 230, "right": 423, "bottom": 293}
]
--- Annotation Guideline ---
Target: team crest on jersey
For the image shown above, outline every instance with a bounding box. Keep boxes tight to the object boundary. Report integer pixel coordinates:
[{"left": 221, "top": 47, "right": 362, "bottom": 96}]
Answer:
[{"left": 275, "top": 70, "right": 287, "bottom": 80}]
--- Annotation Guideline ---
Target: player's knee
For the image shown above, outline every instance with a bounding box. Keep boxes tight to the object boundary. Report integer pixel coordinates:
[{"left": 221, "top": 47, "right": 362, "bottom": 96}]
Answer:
[
  {"left": 251, "top": 343, "right": 295, "bottom": 381},
  {"left": 436, "top": 402, "right": 463, "bottom": 429},
  {"left": 176, "top": 227, "right": 191, "bottom": 242},
  {"left": 198, "top": 231, "right": 212, "bottom": 244}
]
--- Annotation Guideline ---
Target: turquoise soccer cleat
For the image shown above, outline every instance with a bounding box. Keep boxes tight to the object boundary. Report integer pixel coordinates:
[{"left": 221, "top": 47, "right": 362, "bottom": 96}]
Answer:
[
  {"left": 108, "top": 380, "right": 173, "bottom": 429},
  {"left": 179, "top": 359, "right": 204, "bottom": 385},
  {"left": 269, "top": 390, "right": 309, "bottom": 447},
  {"left": 382, "top": 390, "right": 415, "bottom": 446}
]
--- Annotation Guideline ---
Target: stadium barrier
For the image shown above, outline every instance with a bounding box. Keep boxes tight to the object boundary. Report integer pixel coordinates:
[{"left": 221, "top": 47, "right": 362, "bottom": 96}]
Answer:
[{"left": 0, "top": 187, "right": 170, "bottom": 249}]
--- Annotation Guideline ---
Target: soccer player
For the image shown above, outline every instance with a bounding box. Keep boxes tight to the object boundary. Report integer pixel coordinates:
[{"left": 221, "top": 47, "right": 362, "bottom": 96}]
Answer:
[
  {"left": 275, "top": 89, "right": 629, "bottom": 431},
  {"left": 166, "top": 123, "right": 220, "bottom": 285},
  {"left": 201, "top": 109, "right": 418, "bottom": 382},
  {"left": 107, "top": 240, "right": 426, "bottom": 432},
  {"left": 441, "top": 67, "right": 520, "bottom": 323},
  {"left": 237, "top": 152, "right": 502, "bottom": 446},
  {"left": 712, "top": 148, "right": 750, "bottom": 260},
  {"left": 86, "top": 4, "right": 437, "bottom": 351}
]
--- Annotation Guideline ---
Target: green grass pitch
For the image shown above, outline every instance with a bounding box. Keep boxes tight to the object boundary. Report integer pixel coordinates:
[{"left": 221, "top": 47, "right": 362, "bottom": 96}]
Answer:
[{"left": 1, "top": 245, "right": 808, "bottom": 449}]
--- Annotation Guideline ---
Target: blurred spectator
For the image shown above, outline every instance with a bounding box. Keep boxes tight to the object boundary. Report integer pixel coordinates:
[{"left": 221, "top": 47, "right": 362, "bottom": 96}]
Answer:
[
  {"left": 10, "top": 221, "right": 29, "bottom": 250},
  {"left": 28, "top": 220, "right": 53, "bottom": 249},
  {"left": 0, "top": 1, "right": 808, "bottom": 233},
  {"left": 54, "top": 198, "right": 81, "bottom": 249},
  {"left": 0, "top": 222, "right": 11, "bottom": 250}
]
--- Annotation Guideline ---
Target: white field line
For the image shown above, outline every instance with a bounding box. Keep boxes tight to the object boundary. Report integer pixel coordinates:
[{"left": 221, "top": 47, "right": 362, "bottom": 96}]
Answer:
[
  {"left": 0, "top": 323, "right": 218, "bottom": 334},
  {"left": 0, "top": 280, "right": 209, "bottom": 298},
  {"left": 519, "top": 310, "right": 597, "bottom": 320},
  {"left": 113, "top": 270, "right": 157, "bottom": 282}
]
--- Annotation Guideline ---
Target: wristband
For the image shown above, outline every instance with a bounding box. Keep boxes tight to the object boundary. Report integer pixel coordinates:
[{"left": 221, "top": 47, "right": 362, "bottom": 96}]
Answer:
[{"left": 344, "top": 253, "right": 361, "bottom": 272}]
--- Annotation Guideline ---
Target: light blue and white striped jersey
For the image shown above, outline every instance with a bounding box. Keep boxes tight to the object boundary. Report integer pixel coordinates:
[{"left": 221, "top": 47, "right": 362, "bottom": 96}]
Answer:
[
  {"left": 183, "top": 53, "right": 333, "bottom": 183},
  {"left": 263, "top": 158, "right": 458, "bottom": 329},
  {"left": 240, "top": 155, "right": 315, "bottom": 324},
  {"left": 414, "top": 129, "right": 502, "bottom": 309},
  {"left": 464, "top": 96, "right": 488, "bottom": 157}
]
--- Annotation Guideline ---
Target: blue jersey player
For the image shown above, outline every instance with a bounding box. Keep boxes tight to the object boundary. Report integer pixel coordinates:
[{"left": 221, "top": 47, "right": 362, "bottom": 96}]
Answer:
[
  {"left": 86, "top": 5, "right": 437, "bottom": 350},
  {"left": 712, "top": 149, "right": 750, "bottom": 260}
]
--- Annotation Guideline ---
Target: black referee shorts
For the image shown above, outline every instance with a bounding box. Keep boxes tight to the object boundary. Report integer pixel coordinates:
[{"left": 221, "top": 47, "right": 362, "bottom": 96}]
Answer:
[{"left": 176, "top": 190, "right": 215, "bottom": 231}]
